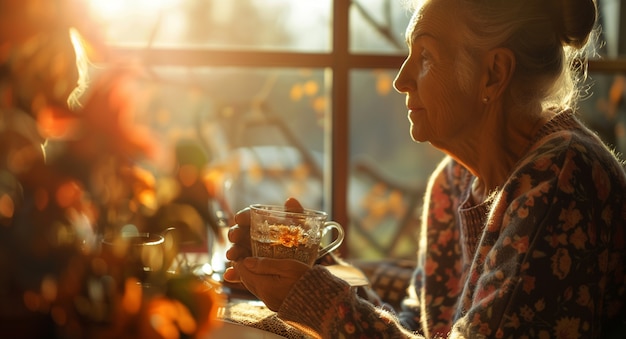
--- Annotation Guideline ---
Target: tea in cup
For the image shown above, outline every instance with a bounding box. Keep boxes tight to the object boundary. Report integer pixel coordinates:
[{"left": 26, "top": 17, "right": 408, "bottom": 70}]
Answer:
[{"left": 249, "top": 204, "right": 344, "bottom": 266}]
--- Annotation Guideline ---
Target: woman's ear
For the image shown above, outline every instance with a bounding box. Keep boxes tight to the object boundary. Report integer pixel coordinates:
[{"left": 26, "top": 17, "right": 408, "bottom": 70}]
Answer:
[{"left": 481, "top": 47, "right": 515, "bottom": 101}]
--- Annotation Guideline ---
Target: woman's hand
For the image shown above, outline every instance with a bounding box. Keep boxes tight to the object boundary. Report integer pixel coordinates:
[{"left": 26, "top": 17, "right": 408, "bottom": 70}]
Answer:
[
  {"left": 224, "top": 208, "right": 252, "bottom": 268},
  {"left": 232, "top": 257, "right": 310, "bottom": 311},
  {"left": 223, "top": 197, "right": 308, "bottom": 311},
  {"left": 223, "top": 197, "right": 304, "bottom": 281}
]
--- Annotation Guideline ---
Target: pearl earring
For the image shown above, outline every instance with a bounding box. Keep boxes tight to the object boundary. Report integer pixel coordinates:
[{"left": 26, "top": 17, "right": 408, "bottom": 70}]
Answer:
[{"left": 482, "top": 96, "right": 490, "bottom": 103}]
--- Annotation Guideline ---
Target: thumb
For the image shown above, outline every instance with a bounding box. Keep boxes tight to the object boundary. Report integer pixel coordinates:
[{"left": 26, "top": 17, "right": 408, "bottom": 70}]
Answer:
[
  {"left": 284, "top": 197, "right": 304, "bottom": 213},
  {"left": 242, "top": 257, "right": 259, "bottom": 270},
  {"left": 223, "top": 266, "right": 241, "bottom": 283}
]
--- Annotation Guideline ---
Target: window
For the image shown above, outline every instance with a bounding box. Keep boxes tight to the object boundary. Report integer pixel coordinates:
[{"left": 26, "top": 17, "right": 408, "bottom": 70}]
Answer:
[{"left": 84, "top": 0, "right": 626, "bottom": 261}]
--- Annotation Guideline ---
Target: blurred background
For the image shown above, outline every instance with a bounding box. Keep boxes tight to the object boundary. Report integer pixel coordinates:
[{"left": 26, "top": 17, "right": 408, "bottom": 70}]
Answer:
[{"left": 80, "top": 0, "right": 626, "bottom": 261}]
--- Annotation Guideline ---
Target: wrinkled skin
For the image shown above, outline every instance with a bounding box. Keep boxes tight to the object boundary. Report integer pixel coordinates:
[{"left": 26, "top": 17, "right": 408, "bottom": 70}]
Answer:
[{"left": 223, "top": 198, "right": 311, "bottom": 311}]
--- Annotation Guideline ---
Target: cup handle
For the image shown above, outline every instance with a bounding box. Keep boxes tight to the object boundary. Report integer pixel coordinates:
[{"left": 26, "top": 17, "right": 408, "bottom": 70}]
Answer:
[{"left": 317, "top": 221, "right": 344, "bottom": 259}]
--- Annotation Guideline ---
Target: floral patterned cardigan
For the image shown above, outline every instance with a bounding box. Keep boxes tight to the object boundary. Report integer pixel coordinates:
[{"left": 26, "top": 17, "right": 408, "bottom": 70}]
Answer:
[{"left": 276, "top": 111, "right": 626, "bottom": 338}]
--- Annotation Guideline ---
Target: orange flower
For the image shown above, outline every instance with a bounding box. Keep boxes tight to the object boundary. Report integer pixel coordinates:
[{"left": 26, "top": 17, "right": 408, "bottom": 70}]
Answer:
[
  {"left": 69, "top": 67, "right": 159, "bottom": 162},
  {"left": 554, "top": 317, "right": 581, "bottom": 339},
  {"left": 551, "top": 248, "right": 572, "bottom": 280}
]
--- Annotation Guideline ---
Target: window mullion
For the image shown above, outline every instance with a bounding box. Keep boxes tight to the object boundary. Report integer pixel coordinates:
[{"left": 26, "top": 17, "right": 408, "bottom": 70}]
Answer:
[{"left": 329, "top": 0, "right": 351, "bottom": 256}]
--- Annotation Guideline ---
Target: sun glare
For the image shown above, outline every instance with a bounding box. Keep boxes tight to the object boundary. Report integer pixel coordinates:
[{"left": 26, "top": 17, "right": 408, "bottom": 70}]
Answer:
[
  {"left": 86, "top": 0, "right": 125, "bottom": 18},
  {"left": 82, "top": 0, "right": 331, "bottom": 50},
  {"left": 87, "top": 0, "right": 177, "bottom": 19}
]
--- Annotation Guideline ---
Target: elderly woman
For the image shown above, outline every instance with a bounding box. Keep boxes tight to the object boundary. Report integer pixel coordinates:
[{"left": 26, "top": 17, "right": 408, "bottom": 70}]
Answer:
[{"left": 225, "top": 0, "right": 626, "bottom": 337}]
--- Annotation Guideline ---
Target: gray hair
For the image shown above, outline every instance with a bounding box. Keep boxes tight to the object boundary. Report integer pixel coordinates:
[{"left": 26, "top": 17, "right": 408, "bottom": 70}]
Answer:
[{"left": 407, "top": 0, "right": 599, "bottom": 111}]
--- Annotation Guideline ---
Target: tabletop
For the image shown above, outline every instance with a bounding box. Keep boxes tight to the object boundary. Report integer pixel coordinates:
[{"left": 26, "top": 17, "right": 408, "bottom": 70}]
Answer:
[{"left": 176, "top": 251, "right": 368, "bottom": 338}]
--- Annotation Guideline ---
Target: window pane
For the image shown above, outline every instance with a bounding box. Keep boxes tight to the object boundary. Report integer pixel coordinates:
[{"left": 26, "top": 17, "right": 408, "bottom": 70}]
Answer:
[
  {"left": 348, "top": 70, "right": 444, "bottom": 260},
  {"left": 579, "top": 72, "right": 626, "bottom": 154},
  {"left": 349, "top": 0, "right": 411, "bottom": 54},
  {"left": 597, "top": 0, "right": 624, "bottom": 58},
  {"left": 86, "top": 0, "right": 332, "bottom": 52},
  {"left": 112, "top": 66, "right": 330, "bottom": 214}
]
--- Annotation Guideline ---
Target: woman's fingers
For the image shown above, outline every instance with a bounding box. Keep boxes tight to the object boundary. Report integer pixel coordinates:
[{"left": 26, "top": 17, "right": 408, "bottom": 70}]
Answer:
[
  {"left": 227, "top": 224, "right": 249, "bottom": 243},
  {"left": 234, "top": 207, "right": 251, "bottom": 226},
  {"left": 225, "top": 245, "right": 246, "bottom": 261},
  {"left": 284, "top": 197, "right": 304, "bottom": 213},
  {"left": 226, "top": 222, "right": 252, "bottom": 261},
  {"left": 226, "top": 200, "right": 305, "bottom": 289},
  {"left": 222, "top": 267, "right": 241, "bottom": 283}
]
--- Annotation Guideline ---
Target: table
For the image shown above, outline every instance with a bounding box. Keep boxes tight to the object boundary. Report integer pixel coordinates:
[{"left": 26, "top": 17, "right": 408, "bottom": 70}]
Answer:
[
  {"left": 173, "top": 252, "right": 312, "bottom": 338},
  {"left": 177, "top": 252, "right": 368, "bottom": 338},
  {"left": 213, "top": 299, "right": 315, "bottom": 338},
  {"left": 208, "top": 319, "right": 296, "bottom": 339}
]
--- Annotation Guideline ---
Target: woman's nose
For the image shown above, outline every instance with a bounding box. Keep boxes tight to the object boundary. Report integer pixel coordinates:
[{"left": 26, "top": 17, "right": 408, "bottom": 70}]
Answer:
[{"left": 393, "top": 60, "right": 414, "bottom": 93}]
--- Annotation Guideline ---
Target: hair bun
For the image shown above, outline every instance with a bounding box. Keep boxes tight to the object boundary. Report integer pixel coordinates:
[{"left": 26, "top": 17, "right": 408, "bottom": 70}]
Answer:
[{"left": 550, "top": 0, "right": 597, "bottom": 48}]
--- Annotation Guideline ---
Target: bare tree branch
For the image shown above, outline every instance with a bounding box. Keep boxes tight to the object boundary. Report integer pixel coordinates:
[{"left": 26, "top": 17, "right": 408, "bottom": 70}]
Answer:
[{"left": 352, "top": 0, "right": 404, "bottom": 50}]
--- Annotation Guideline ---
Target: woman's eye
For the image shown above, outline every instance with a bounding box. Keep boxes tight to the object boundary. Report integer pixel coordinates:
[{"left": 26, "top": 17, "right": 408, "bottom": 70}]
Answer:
[{"left": 419, "top": 49, "right": 433, "bottom": 70}]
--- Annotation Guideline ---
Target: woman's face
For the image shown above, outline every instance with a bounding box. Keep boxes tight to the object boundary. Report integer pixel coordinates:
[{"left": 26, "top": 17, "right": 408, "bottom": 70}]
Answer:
[{"left": 393, "top": 0, "right": 482, "bottom": 148}]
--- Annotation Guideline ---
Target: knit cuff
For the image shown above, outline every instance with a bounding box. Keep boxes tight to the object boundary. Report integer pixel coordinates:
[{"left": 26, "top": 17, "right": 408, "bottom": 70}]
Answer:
[{"left": 277, "top": 265, "right": 352, "bottom": 336}]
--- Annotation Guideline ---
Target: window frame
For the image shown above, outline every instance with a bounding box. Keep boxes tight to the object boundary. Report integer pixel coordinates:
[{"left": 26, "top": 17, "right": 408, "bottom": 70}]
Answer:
[{"left": 109, "top": 1, "right": 626, "bottom": 257}]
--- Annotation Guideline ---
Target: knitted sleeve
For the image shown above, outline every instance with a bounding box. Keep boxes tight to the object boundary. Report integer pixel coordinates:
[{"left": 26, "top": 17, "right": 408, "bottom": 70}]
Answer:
[{"left": 278, "top": 266, "right": 423, "bottom": 338}]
